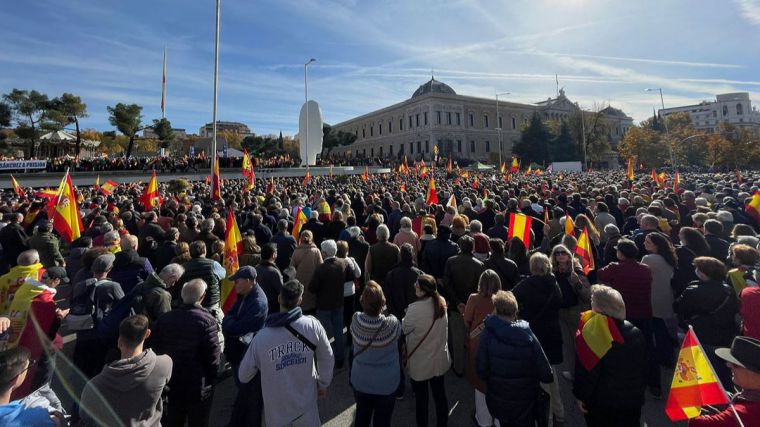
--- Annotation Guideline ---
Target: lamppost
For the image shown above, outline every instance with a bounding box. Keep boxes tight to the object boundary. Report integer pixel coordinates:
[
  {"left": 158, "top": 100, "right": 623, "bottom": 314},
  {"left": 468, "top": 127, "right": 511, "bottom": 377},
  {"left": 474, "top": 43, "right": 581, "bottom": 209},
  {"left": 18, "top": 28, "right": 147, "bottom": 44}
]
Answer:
[
  {"left": 646, "top": 88, "right": 674, "bottom": 168},
  {"left": 495, "top": 92, "right": 510, "bottom": 167},
  {"left": 575, "top": 102, "right": 588, "bottom": 171},
  {"left": 304, "top": 58, "right": 316, "bottom": 166}
]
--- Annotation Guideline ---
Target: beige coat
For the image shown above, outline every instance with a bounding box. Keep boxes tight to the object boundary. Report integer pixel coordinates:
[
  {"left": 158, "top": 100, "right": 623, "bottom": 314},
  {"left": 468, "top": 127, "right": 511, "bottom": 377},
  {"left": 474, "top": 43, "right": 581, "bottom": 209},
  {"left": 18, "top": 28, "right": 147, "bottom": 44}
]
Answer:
[
  {"left": 290, "top": 244, "right": 323, "bottom": 311},
  {"left": 402, "top": 297, "right": 451, "bottom": 381}
]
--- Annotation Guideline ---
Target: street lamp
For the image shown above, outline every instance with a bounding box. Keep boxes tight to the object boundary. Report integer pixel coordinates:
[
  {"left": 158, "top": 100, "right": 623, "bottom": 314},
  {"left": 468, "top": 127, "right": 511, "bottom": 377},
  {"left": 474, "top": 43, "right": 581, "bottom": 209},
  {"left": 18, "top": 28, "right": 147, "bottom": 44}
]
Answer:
[
  {"left": 304, "top": 58, "right": 316, "bottom": 166},
  {"left": 576, "top": 102, "right": 588, "bottom": 171},
  {"left": 495, "top": 92, "right": 510, "bottom": 167},
  {"left": 645, "top": 88, "right": 674, "bottom": 167}
]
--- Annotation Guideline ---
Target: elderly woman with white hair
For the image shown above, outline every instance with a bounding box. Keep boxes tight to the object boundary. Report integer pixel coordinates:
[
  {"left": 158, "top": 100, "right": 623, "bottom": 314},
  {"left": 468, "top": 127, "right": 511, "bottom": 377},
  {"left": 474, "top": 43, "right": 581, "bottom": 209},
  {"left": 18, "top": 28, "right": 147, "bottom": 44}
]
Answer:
[
  {"left": 365, "top": 224, "right": 399, "bottom": 286},
  {"left": 393, "top": 217, "right": 421, "bottom": 258},
  {"left": 573, "top": 285, "right": 647, "bottom": 427}
]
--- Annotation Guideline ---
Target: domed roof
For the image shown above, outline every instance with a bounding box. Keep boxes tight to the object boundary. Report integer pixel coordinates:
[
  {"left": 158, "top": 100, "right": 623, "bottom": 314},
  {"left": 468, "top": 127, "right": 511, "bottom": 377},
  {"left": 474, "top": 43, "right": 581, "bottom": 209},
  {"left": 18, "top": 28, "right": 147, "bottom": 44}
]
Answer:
[{"left": 412, "top": 78, "right": 456, "bottom": 98}]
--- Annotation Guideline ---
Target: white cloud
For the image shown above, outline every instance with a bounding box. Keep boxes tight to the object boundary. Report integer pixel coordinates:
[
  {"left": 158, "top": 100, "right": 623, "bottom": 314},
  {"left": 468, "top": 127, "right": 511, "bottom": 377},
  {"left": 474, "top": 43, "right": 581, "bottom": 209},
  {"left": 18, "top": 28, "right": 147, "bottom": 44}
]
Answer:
[{"left": 734, "top": 0, "right": 760, "bottom": 25}]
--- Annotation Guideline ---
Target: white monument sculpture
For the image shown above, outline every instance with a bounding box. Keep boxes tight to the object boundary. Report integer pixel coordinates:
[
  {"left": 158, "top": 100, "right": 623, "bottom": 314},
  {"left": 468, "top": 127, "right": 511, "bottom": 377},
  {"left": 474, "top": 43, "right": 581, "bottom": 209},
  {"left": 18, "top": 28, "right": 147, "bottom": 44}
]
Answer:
[{"left": 298, "top": 100, "right": 323, "bottom": 166}]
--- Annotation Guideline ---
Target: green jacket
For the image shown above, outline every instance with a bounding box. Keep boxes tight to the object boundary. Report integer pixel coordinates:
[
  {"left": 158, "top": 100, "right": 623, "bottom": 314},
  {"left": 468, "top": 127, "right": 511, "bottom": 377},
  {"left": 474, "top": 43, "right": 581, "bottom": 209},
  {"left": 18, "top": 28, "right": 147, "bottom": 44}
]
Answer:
[{"left": 28, "top": 231, "right": 64, "bottom": 268}]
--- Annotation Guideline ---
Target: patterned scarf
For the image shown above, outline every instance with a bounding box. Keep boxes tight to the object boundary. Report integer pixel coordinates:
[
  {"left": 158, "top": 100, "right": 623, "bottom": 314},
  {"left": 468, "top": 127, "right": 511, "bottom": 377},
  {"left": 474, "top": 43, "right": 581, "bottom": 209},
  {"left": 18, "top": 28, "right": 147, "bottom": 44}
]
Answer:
[{"left": 350, "top": 312, "right": 401, "bottom": 348}]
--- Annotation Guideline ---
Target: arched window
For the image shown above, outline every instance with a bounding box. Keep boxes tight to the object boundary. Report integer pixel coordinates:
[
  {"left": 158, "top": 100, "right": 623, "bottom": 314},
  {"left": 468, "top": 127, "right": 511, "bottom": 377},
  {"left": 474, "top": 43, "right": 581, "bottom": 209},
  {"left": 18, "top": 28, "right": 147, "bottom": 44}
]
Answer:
[
  {"left": 723, "top": 105, "right": 728, "bottom": 116},
  {"left": 737, "top": 103, "right": 744, "bottom": 115}
]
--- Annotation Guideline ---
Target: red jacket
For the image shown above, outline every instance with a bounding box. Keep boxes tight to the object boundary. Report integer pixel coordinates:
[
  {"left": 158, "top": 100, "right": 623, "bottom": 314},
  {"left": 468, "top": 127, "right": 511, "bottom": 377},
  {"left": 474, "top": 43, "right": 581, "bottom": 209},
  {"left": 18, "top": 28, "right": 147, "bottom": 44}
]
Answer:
[
  {"left": 596, "top": 259, "right": 653, "bottom": 320},
  {"left": 690, "top": 391, "right": 760, "bottom": 427},
  {"left": 741, "top": 287, "right": 760, "bottom": 340}
]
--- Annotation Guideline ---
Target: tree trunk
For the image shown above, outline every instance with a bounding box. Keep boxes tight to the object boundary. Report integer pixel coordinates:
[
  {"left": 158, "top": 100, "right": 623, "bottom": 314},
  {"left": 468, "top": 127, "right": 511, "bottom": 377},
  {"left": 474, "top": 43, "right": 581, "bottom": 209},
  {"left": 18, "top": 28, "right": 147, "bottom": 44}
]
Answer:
[
  {"left": 126, "top": 135, "right": 135, "bottom": 159},
  {"left": 27, "top": 114, "right": 36, "bottom": 159}
]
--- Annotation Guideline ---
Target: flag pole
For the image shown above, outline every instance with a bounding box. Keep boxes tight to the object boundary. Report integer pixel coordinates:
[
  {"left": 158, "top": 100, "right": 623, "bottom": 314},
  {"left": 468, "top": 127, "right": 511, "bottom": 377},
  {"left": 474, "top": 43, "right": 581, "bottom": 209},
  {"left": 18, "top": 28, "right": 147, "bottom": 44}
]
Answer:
[
  {"left": 56, "top": 167, "right": 70, "bottom": 206},
  {"left": 211, "top": 0, "right": 220, "bottom": 177},
  {"left": 688, "top": 325, "right": 745, "bottom": 427}
]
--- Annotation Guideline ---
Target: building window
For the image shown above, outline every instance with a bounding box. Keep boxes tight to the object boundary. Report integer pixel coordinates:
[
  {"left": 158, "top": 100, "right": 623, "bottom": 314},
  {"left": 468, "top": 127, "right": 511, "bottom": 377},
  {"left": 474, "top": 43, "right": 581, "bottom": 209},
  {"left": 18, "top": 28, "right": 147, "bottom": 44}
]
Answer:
[
  {"left": 409, "top": 142, "right": 414, "bottom": 154},
  {"left": 409, "top": 115, "right": 412, "bottom": 128},
  {"left": 446, "top": 112, "right": 452, "bottom": 125},
  {"left": 737, "top": 103, "right": 744, "bottom": 115},
  {"left": 425, "top": 140, "right": 429, "bottom": 153},
  {"left": 484, "top": 115, "right": 489, "bottom": 128},
  {"left": 469, "top": 113, "right": 474, "bottom": 127},
  {"left": 389, "top": 120, "right": 392, "bottom": 133},
  {"left": 379, "top": 123, "right": 382, "bottom": 135},
  {"left": 424, "top": 112, "right": 428, "bottom": 125},
  {"left": 470, "top": 140, "right": 475, "bottom": 152},
  {"left": 371, "top": 148, "right": 374, "bottom": 157},
  {"left": 437, "top": 111, "right": 442, "bottom": 124},
  {"left": 456, "top": 112, "right": 461, "bottom": 126},
  {"left": 362, "top": 129, "right": 366, "bottom": 138},
  {"left": 389, "top": 145, "right": 393, "bottom": 156},
  {"left": 723, "top": 106, "right": 728, "bottom": 116},
  {"left": 417, "top": 141, "right": 422, "bottom": 153},
  {"left": 399, "top": 143, "right": 403, "bottom": 154},
  {"left": 416, "top": 114, "right": 420, "bottom": 127},
  {"left": 457, "top": 140, "right": 462, "bottom": 152},
  {"left": 400, "top": 118, "right": 403, "bottom": 131},
  {"left": 485, "top": 141, "right": 490, "bottom": 152},
  {"left": 379, "top": 146, "right": 383, "bottom": 156},
  {"left": 498, "top": 116, "right": 503, "bottom": 129},
  {"left": 370, "top": 126, "right": 373, "bottom": 137}
]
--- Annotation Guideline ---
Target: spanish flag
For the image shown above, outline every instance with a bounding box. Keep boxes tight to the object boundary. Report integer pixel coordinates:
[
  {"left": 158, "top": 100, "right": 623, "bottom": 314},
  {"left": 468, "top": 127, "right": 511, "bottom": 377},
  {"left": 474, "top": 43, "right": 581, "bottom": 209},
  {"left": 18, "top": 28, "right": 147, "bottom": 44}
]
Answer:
[
  {"left": 575, "top": 227, "right": 595, "bottom": 275},
  {"left": 575, "top": 310, "right": 625, "bottom": 371},
  {"left": 626, "top": 158, "right": 634, "bottom": 182},
  {"left": 673, "top": 170, "right": 680, "bottom": 194},
  {"left": 500, "top": 162, "right": 506, "bottom": 174},
  {"left": 242, "top": 149, "right": 253, "bottom": 177},
  {"left": 51, "top": 174, "right": 84, "bottom": 243},
  {"left": 303, "top": 169, "right": 311, "bottom": 186},
  {"left": 526, "top": 165, "right": 532, "bottom": 175},
  {"left": 220, "top": 209, "right": 243, "bottom": 313},
  {"left": 266, "top": 176, "right": 275, "bottom": 194},
  {"left": 401, "top": 156, "right": 409, "bottom": 175},
  {"left": 291, "top": 207, "right": 308, "bottom": 239},
  {"left": 746, "top": 191, "right": 760, "bottom": 226},
  {"left": 400, "top": 183, "right": 406, "bottom": 193},
  {"left": 651, "top": 168, "right": 658, "bottom": 184},
  {"left": 426, "top": 178, "right": 438, "bottom": 205},
  {"left": 510, "top": 157, "right": 519, "bottom": 173},
  {"left": 507, "top": 213, "right": 532, "bottom": 249},
  {"left": 10, "top": 175, "right": 24, "bottom": 198},
  {"left": 447, "top": 194, "right": 457, "bottom": 210},
  {"left": 472, "top": 176, "right": 480, "bottom": 190},
  {"left": 99, "top": 179, "right": 118, "bottom": 196},
  {"left": 211, "top": 158, "right": 221, "bottom": 200},
  {"left": 665, "top": 327, "right": 729, "bottom": 421},
  {"left": 141, "top": 170, "right": 162, "bottom": 210},
  {"left": 564, "top": 212, "right": 575, "bottom": 236},
  {"left": 361, "top": 166, "right": 369, "bottom": 182},
  {"left": 420, "top": 160, "right": 428, "bottom": 178},
  {"left": 447, "top": 158, "right": 453, "bottom": 173}
]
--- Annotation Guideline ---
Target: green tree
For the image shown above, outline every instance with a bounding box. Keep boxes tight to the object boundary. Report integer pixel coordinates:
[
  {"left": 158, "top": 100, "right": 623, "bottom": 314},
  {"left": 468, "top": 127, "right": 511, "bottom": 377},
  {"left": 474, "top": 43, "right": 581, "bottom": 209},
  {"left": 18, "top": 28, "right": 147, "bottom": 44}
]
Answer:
[
  {"left": 512, "top": 112, "right": 552, "bottom": 165},
  {"left": 569, "top": 107, "right": 610, "bottom": 166},
  {"left": 618, "top": 126, "right": 667, "bottom": 167},
  {"left": 49, "top": 93, "right": 88, "bottom": 157},
  {"left": 2, "top": 89, "right": 49, "bottom": 157},
  {"left": 151, "top": 118, "right": 174, "bottom": 149},
  {"left": 107, "top": 103, "right": 143, "bottom": 158},
  {"left": 0, "top": 103, "right": 10, "bottom": 127},
  {"left": 549, "top": 120, "right": 575, "bottom": 161}
]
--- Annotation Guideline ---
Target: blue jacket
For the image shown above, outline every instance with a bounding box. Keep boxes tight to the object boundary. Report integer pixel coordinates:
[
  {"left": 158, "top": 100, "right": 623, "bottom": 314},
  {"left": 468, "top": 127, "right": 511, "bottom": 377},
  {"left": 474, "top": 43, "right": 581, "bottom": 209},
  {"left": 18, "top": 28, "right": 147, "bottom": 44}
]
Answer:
[
  {"left": 222, "top": 284, "right": 268, "bottom": 365},
  {"left": 477, "top": 316, "right": 552, "bottom": 425}
]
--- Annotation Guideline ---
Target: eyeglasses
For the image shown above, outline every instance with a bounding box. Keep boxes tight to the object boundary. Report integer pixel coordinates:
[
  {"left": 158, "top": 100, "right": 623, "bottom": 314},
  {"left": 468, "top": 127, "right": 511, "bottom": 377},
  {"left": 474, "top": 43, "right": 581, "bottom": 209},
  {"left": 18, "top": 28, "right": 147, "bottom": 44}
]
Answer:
[{"left": 21, "top": 359, "right": 37, "bottom": 374}]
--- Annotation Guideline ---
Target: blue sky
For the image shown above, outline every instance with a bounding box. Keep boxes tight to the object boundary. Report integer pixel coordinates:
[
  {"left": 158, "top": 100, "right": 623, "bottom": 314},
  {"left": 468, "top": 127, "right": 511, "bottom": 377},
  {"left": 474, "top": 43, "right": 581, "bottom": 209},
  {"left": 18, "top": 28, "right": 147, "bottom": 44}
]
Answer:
[{"left": 2, "top": 0, "right": 760, "bottom": 137}]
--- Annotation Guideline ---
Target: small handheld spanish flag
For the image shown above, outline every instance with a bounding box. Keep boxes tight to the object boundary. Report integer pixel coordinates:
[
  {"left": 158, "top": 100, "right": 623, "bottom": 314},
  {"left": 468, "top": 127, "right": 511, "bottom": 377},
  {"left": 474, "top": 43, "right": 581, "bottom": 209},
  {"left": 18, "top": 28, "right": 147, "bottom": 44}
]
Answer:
[
  {"left": 507, "top": 213, "right": 532, "bottom": 249},
  {"left": 361, "top": 166, "right": 369, "bottom": 182},
  {"left": 10, "top": 175, "right": 24, "bottom": 198},
  {"left": 564, "top": 212, "right": 575, "bottom": 236},
  {"left": 575, "top": 227, "right": 595, "bottom": 275},
  {"left": 303, "top": 169, "right": 311, "bottom": 186},
  {"left": 426, "top": 178, "right": 438, "bottom": 205}
]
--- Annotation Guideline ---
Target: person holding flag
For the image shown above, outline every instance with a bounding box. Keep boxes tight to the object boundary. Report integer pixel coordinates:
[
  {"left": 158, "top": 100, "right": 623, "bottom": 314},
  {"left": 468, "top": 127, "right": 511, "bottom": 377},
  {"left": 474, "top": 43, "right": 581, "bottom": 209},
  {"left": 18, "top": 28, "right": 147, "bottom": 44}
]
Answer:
[
  {"left": 573, "top": 285, "right": 647, "bottom": 426},
  {"left": 10, "top": 175, "right": 24, "bottom": 199}
]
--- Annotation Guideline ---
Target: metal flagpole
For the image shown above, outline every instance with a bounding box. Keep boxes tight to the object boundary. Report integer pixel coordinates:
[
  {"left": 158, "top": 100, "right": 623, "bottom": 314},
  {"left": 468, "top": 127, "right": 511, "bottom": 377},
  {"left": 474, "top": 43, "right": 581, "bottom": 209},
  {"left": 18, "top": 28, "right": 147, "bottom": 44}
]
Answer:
[
  {"left": 211, "top": 0, "right": 220, "bottom": 171},
  {"left": 161, "top": 47, "right": 167, "bottom": 119}
]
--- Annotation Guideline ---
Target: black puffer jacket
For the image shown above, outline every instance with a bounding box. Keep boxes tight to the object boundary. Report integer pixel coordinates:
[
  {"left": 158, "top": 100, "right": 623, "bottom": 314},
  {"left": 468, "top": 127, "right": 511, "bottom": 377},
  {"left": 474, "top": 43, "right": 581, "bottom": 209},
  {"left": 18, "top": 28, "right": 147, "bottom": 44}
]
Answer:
[
  {"left": 674, "top": 279, "right": 739, "bottom": 347},
  {"left": 421, "top": 234, "right": 458, "bottom": 279},
  {"left": 513, "top": 274, "right": 564, "bottom": 364},
  {"left": 573, "top": 318, "right": 646, "bottom": 409},
  {"left": 484, "top": 255, "right": 520, "bottom": 290},
  {"left": 477, "top": 316, "right": 552, "bottom": 425},
  {"left": 383, "top": 261, "right": 422, "bottom": 319},
  {"left": 151, "top": 303, "right": 221, "bottom": 400}
]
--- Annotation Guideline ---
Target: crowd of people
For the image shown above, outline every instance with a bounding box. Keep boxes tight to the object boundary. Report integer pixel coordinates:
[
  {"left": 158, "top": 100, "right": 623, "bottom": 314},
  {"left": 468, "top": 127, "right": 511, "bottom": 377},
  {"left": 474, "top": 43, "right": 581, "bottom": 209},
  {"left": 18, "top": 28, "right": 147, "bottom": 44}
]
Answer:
[{"left": 0, "top": 165, "right": 758, "bottom": 427}]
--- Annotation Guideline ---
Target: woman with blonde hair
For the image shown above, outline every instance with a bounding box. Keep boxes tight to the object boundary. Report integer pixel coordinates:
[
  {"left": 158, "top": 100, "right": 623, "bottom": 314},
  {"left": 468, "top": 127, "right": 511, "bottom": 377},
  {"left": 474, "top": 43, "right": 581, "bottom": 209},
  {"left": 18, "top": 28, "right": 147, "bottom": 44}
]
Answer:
[
  {"left": 513, "top": 252, "right": 565, "bottom": 424},
  {"left": 574, "top": 213, "right": 600, "bottom": 246},
  {"left": 289, "top": 230, "right": 323, "bottom": 313},
  {"left": 238, "top": 235, "right": 261, "bottom": 267},
  {"left": 403, "top": 274, "right": 450, "bottom": 427},
  {"left": 464, "top": 269, "right": 502, "bottom": 427}
]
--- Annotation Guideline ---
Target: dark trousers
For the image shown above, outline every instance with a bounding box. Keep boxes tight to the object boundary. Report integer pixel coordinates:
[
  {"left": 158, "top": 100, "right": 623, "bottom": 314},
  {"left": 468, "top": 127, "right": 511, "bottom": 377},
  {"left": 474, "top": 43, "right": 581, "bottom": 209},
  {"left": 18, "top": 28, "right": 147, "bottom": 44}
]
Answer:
[
  {"left": 629, "top": 318, "right": 660, "bottom": 390},
  {"left": 353, "top": 390, "right": 396, "bottom": 427},
  {"left": 166, "top": 391, "right": 214, "bottom": 427},
  {"left": 228, "top": 372, "right": 263, "bottom": 427},
  {"left": 410, "top": 375, "right": 448, "bottom": 427},
  {"left": 584, "top": 405, "right": 641, "bottom": 427},
  {"left": 344, "top": 295, "right": 354, "bottom": 347},
  {"left": 72, "top": 337, "right": 108, "bottom": 379},
  {"left": 652, "top": 317, "right": 676, "bottom": 368}
]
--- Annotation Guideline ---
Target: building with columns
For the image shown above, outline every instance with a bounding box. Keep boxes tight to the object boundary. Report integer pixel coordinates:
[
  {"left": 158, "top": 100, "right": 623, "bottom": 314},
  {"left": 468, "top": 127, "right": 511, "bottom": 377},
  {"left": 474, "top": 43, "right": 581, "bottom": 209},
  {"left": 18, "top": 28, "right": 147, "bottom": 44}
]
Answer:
[
  {"left": 329, "top": 78, "right": 633, "bottom": 168},
  {"left": 658, "top": 92, "right": 760, "bottom": 136}
]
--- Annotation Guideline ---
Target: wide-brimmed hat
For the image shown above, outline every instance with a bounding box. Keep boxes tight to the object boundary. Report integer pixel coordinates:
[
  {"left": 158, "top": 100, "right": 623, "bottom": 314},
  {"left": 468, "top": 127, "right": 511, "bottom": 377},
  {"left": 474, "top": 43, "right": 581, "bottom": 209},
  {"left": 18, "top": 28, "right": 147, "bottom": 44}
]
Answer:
[{"left": 715, "top": 336, "right": 760, "bottom": 373}]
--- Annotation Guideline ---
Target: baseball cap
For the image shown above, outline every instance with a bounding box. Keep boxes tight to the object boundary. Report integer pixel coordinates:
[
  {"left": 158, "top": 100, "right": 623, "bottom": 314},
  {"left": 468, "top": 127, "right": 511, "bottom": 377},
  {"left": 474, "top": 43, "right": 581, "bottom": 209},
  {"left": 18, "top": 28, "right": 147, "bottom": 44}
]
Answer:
[
  {"left": 43, "top": 266, "right": 69, "bottom": 283},
  {"left": 229, "top": 265, "right": 257, "bottom": 281},
  {"left": 92, "top": 253, "right": 116, "bottom": 274}
]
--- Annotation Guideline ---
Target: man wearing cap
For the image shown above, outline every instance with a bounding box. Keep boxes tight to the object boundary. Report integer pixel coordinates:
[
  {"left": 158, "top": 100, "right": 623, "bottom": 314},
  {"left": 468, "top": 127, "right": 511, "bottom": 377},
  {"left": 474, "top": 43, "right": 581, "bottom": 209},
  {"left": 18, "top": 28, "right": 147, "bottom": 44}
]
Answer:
[
  {"left": 690, "top": 336, "right": 760, "bottom": 426},
  {"left": 27, "top": 219, "right": 64, "bottom": 269},
  {"left": 1, "top": 266, "right": 69, "bottom": 399},
  {"left": 0, "top": 213, "right": 29, "bottom": 269}
]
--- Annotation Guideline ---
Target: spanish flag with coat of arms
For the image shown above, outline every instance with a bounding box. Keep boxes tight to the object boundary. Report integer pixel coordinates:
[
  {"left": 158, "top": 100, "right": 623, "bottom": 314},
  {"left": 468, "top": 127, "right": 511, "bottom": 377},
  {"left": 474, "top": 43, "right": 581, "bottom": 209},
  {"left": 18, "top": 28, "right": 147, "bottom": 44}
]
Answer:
[{"left": 51, "top": 174, "right": 84, "bottom": 243}]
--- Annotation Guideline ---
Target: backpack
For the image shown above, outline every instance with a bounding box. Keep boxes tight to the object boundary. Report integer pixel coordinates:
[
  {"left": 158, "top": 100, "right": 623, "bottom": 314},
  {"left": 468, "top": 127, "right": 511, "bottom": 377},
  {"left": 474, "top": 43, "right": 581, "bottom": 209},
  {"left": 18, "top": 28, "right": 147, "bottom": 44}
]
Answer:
[
  {"left": 66, "top": 279, "right": 101, "bottom": 331},
  {"left": 96, "top": 284, "right": 146, "bottom": 345}
]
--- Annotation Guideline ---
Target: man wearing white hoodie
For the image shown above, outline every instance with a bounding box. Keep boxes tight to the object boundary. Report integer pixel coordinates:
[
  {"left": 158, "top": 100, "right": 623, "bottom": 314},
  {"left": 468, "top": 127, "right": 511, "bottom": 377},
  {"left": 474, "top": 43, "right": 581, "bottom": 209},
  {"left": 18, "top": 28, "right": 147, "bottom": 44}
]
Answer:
[{"left": 238, "top": 279, "right": 334, "bottom": 426}]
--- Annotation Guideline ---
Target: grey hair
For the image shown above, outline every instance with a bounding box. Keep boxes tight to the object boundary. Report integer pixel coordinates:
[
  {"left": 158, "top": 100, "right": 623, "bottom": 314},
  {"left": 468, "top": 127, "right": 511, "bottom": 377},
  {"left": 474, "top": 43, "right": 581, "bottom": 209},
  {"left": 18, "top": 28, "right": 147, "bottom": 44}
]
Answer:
[
  {"left": 200, "top": 218, "right": 215, "bottom": 232},
  {"left": 17, "top": 249, "right": 40, "bottom": 266},
  {"left": 181, "top": 279, "right": 207, "bottom": 305},
  {"left": 469, "top": 220, "right": 483, "bottom": 233},
  {"left": 590, "top": 284, "right": 626, "bottom": 320},
  {"left": 376, "top": 224, "right": 390, "bottom": 241},
  {"left": 100, "top": 222, "right": 114, "bottom": 233},
  {"left": 321, "top": 239, "right": 338, "bottom": 258},
  {"left": 103, "top": 231, "right": 121, "bottom": 246},
  {"left": 529, "top": 252, "right": 552, "bottom": 276},
  {"left": 478, "top": 269, "right": 501, "bottom": 297},
  {"left": 400, "top": 217, "right": 412, "bottom": 229},
  {"left": 160, "top": 263, "right": 185, "bottom": 281},
  {"left": 603, "top": 223, "right": 620, "bottom": 236},
  {"left": 346, "top": 226, "right": 362, "bottom": 239},
  {"left": 120, "top": 234, "right": 139, "bottom": 251},
  {"left": 166, "top": 227, "right": 180, "bottom": 240}
]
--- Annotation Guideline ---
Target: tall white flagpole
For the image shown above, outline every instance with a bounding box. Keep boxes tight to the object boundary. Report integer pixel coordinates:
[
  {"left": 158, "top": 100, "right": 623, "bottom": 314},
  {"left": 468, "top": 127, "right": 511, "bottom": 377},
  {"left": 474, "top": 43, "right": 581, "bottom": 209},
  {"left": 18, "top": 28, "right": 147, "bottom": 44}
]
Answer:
[
  {"left": 161, "top": 47, "right": 167, "bottom": 119},
  {"left": 211, "top": 0, "right": 220, "bottom": 174}
]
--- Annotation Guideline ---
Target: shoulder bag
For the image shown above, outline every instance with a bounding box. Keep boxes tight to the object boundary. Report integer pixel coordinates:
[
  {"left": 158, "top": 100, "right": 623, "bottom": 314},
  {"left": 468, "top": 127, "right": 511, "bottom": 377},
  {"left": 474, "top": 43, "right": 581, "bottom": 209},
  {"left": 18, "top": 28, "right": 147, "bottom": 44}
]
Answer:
[{"left": 402, "top": 316, "right": 436, "bottom": 368}]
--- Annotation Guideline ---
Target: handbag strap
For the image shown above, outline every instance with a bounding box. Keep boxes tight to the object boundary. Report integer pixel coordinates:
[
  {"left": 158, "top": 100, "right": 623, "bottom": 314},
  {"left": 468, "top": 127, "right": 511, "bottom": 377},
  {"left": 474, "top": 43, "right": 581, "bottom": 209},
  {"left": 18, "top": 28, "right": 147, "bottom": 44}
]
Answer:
[
  {"left": 404, "top": 316, "right": 437, "bottom": 363},
  {"left": 353, "top": 320, "right": 386, "bottom": 359}
]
